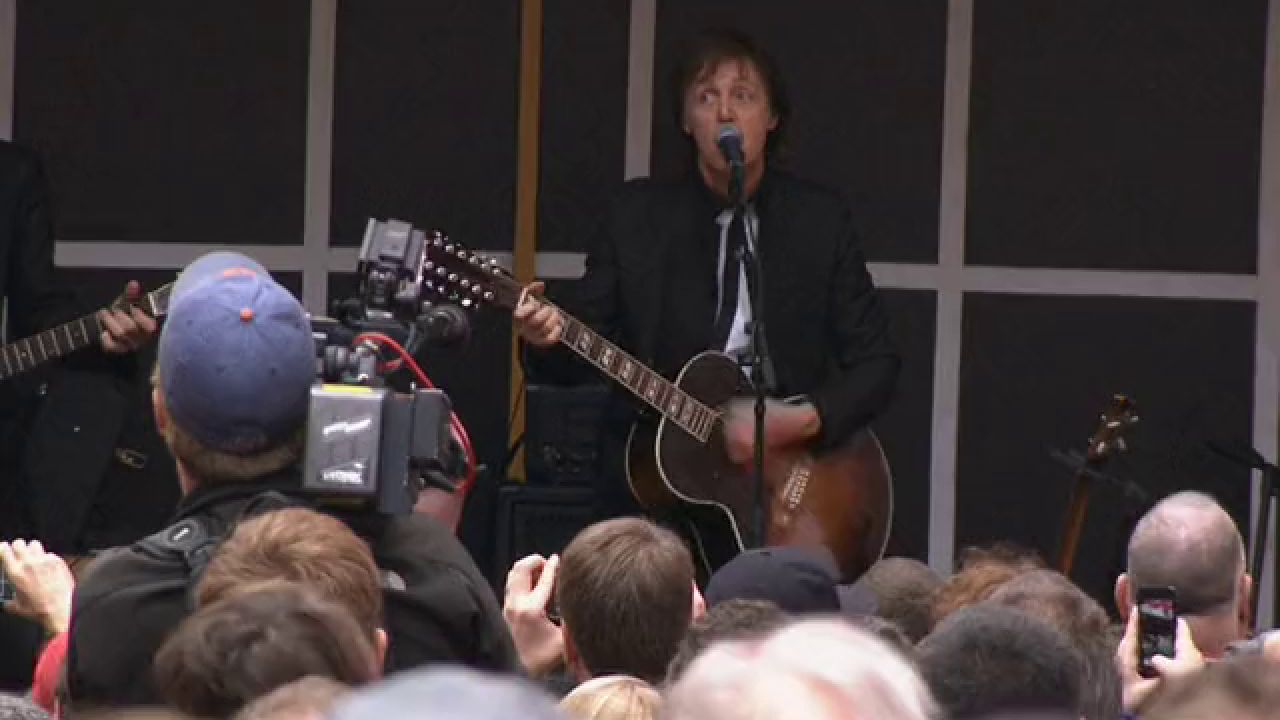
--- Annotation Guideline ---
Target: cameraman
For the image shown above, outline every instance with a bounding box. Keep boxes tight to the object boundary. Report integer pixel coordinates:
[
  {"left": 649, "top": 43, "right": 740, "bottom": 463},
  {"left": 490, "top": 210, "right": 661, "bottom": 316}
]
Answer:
[{"left": 65, "top": 252, "right": 517, "bottom": 709}]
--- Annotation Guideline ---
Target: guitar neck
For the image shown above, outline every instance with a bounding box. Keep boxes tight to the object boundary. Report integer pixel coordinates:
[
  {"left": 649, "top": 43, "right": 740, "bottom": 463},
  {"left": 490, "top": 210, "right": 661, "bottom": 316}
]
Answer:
[
  {"left": 0, "top": 285, "right": 170, "bottom": 381},
  {"left": 556, "top": 314, "right": 720, "bottom": 442},
  {"left": 0, "top": 313, "right": 107, "bottom": 380}
]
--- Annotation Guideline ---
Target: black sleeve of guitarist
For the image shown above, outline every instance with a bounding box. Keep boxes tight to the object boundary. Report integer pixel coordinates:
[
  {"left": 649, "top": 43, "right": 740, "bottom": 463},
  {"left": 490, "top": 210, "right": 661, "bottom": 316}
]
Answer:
[
  {"left": 806, "top": 200, "right": 901, "bottom": 448},
  {"left": 0, "top": 141, "right": 79, "bottom": 339}
]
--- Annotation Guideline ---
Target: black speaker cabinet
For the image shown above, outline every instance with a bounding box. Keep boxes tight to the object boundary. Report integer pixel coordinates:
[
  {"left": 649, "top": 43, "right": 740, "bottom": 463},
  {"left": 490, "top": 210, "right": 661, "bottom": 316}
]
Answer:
[
  {"left": 492, "top": 483, "right": 596, "bottom": 583},
  {"left": 524, "top": 384, "right": 610, "bottom": 486}
]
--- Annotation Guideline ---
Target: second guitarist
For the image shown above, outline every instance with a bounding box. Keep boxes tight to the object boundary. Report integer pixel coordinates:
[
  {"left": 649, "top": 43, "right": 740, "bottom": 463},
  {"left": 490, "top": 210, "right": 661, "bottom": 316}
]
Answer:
[{"left": 515, "top": 30, "right": 899, "bottom": 556}]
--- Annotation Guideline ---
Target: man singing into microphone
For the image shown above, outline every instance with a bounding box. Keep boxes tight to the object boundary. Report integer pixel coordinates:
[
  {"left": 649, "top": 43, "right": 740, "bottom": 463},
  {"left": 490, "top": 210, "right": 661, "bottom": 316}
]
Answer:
[{"left": 514, "top": 30, "right": 899, "bottom": 545}]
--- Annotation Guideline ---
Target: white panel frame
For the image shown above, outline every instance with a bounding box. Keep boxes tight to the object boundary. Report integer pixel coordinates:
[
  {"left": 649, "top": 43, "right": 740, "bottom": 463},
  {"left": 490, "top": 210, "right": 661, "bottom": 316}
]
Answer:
[{"left": 9, "top": 1, "right": 1279, "bottom": 623}]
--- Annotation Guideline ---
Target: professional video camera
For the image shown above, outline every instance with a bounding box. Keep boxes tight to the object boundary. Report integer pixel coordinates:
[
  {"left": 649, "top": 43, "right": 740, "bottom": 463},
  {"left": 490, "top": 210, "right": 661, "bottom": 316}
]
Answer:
[{"left": 301, "top": 218, "right": 476, "bottom": 516}]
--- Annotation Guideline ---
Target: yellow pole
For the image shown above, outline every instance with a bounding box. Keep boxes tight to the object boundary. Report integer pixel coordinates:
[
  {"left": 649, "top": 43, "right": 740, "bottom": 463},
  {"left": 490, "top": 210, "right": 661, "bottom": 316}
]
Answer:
[{"left": 509, "top": 0, "right": 543, "bottom": 481}]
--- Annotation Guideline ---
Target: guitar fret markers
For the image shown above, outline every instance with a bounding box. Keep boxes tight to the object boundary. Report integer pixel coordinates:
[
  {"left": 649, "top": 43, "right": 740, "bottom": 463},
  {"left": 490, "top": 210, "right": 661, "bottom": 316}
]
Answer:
[{"left": 555, "top": 316, "right": 714, "bottom": 442}]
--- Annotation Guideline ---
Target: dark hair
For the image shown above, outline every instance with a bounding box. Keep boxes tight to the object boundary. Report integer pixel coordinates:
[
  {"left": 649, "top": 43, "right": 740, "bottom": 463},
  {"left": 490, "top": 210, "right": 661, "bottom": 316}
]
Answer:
[
  {"left": 669, "top": 28, "right": 790, "bottom": 158},
  {"left": 856, "top": 556, "right": 943, "bottom": 644},
  {"left": 664, "top": 598, "right": 789, "bottom": 684},
  {"left": 557, "top": 518, "right": 694, "bottom": 683},
  {"left": 154, "top": 582, "right": 378, "bottom": 719},
  {"left": 988, "top": 571, "right": 1121, "bottom": 720},
  {"left": 917, "top": 604, "right": 1083, "bottom": 719}
]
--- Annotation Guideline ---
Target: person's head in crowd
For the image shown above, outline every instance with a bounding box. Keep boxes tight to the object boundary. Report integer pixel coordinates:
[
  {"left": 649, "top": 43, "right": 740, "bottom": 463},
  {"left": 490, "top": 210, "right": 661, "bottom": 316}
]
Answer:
[
  {"left": 556, "top": 517, "right": 696, "bottom": 684},
  {"left": 153, "top": 582, "right": 379, "bottom": 719},
  {"left": 989, "top": 569, "right": 1122, "bottom": 720},
  {"left": 1116, "top": 490, "right": 1250, "bottom": 658},
  {"left": 0, "top": 694, "right": 49, "bottom": 720},
  {"left": 196, "top": 507, "right": 388, "bottom": 663},
  {"left": 852, "top": 556, "right": 942, "bottom": 644},
  {"left": 704, "top": 546, "right": 876, "bottom": 617},
  {"left": 671, "top": 28, "right": 789, "bottom": 197},
  {"left": 327, "top": 666, "right": 563, "bottom": 720},
  {"left": 665, "top": 618, "right": 935, "bottom": 720},
  {"left": 1141, "top": 656, "right": 1280, "bottom": 720},
  {"left": 232, "top": 676, "right": 351, "bottom": 720},
  {"left": 931, "top": 542, "right": 1043, "bottom": 630},
  {"left": 559, "top": 675, "right": 660, "bottom": 720},
  {"left": 917, "top": 604, "right": 1082, "bottom": 719},
  {"left": 664, "top": 598, "right": 790, "bottom": 684},
  {"left": 846, "top": 614, "right": 913, "bottom": 656},
  {"left": 151, "top": 251, "right": 315, "bottom": 495}
]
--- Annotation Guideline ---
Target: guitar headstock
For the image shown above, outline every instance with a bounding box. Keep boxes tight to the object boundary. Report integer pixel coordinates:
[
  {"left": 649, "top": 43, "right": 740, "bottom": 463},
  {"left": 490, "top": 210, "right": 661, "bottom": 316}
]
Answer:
[
  {"left": 110, "top": 281, "right": 176, "bottom": 319},
  {"left": 1086, "top": 394, "right": 1140, "bottom": 462},
  {"left": 420, "top": 232, "right": 523, "bottom": 312}
]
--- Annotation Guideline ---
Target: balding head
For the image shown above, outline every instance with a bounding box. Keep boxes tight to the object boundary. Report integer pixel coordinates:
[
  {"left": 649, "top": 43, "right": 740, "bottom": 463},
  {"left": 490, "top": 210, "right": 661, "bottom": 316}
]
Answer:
[
  {"left": 1117, "top": 491, "right": 1250, "bottom": 658},
  {"left": 1125, "top": 492, "right": 1244, "bottom": 615}
]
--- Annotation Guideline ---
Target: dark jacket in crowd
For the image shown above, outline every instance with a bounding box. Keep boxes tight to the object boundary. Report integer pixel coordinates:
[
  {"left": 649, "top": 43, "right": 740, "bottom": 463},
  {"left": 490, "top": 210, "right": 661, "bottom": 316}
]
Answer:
[{"left": 66, "top": 472, "right": 520, "bottom": 708}]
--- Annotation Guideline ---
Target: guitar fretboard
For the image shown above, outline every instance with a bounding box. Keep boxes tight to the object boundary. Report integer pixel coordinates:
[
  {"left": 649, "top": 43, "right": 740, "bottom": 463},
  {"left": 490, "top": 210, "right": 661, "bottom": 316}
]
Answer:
[
  {"left": 0, "top": 314, "right": 105, "bottom": 380},
  {"left": 0, "top": 284, "right": 170, "bottom": 381},
  {"left": 559, "top": 315, "right": 719, "bottom": 443}
]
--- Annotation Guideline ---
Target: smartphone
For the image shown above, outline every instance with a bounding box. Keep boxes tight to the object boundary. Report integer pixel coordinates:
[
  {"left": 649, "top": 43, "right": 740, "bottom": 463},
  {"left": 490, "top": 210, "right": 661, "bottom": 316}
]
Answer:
[
  {"left": 0, "top": 566, "right": 13, "bottom": 604},
  {"left": 1137, "top": 585, "right": 1177, "bottom": 678}
]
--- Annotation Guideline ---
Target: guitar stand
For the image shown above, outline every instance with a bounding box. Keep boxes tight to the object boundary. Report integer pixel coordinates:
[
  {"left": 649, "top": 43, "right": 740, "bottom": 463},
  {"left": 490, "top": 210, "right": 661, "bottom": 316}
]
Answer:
[{"left": 1049, "top": 449, "right": 1150, "bottom": 503}]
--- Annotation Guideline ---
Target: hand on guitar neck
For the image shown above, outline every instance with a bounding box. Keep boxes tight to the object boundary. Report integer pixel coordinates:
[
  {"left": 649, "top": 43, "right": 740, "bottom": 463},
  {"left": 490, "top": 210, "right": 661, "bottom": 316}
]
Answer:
[
  {"left": 722, "top": 396, "right": 822, "bottom": 464},
  {"left": 512, "top": 281, "right": 563, "bottom": 348},
  {"left": 98, "top": 280, "right": 158, "bottom": 354}
]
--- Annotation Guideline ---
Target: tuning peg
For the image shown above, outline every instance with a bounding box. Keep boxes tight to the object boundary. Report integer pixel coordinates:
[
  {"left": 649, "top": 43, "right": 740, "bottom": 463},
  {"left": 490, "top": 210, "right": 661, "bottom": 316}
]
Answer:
[
  {"left": 472, "top": 285, "right": 482, "bottom": 296},
  {"left": 461, "top": 298, "right": 474, "bottom": 308},
  {"left": 432, "top": 235, "right": 444, "bottom": 247},
  {"left": 456, "top": 250, "right": 467, "bottom": 260},
  {"left": 444, "top": 243, "right": 455, "bottom": 253},
  {"left": 448, "top": 273, "right": 458, "bottom": 283},
  {"left": 483, "top": 291, "right": 495, "bottom": 302},
  {"left": 460, "top": 279, "right": 471, "bottom": 289},
  {"left": 436, "top": 267, "right": 447, "bottom": 278},
  {"left": 424, "top": 261, "right": 435, "bottom": 271}
]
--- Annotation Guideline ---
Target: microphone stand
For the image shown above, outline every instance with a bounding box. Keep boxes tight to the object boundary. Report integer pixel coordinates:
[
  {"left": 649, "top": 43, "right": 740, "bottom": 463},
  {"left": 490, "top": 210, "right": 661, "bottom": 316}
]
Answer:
[
  {"left": 1207, "top": 441, "right": 1280, "bottom": 631},
  {"left": 730, "top": 164, "right": 770, "bottom": 549}
]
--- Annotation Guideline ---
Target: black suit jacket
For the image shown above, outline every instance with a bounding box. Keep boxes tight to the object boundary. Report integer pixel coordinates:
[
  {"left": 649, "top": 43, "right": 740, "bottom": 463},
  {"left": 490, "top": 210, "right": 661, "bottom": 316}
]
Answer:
[
  {"left": 0, "top": 140, "right": 72, "bottom": 338},
  {"left": 0, "top": 141, "right": 152, "bottom": 552},
  {"left": 531, "top": 169, "right": 900, "bottom": 451}
]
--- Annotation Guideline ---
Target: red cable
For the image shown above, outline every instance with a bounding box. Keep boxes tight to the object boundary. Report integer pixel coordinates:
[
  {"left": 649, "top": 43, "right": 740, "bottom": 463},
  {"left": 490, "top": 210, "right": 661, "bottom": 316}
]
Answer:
[{"left": 353, "top": 332, "right": 478, "bottom": 495}]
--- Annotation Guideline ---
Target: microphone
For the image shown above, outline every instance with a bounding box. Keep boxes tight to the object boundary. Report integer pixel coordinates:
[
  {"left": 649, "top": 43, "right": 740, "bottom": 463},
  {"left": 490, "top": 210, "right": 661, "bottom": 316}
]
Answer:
[
  {"left": 419, "top": 303, "right": 471, "bottom": 348},
  {"left": 717, "top": 125, "right": 745, "bottom": 203},
  {"left": 717, "top": 125, "right": 745, "bottom": 169}
]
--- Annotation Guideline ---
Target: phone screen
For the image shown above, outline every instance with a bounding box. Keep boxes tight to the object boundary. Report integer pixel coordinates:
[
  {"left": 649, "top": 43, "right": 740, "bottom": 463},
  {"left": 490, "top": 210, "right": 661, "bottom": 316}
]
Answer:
[{"left": 1137, "top": 586, "right": 1177, "bottom": 678}]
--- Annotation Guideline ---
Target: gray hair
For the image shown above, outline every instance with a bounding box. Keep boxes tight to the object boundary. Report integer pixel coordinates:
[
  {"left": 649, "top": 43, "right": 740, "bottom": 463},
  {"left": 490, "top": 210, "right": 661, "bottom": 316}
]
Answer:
[{"left": 1127, "top": 491, "right": 1245, "bottom": 615}]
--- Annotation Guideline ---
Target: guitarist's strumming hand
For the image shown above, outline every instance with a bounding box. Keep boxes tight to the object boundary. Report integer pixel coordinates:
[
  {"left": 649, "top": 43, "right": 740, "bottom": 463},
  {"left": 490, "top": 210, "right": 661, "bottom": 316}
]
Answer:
[
  {"left": 722, "top": 397, "right": 822, "bottom": 465},
  {"left": 98, "top": 281, "right": 157, "bottom": 354},
  {"left": 513, "top": 281, "right": 563, "bottom": 348}
]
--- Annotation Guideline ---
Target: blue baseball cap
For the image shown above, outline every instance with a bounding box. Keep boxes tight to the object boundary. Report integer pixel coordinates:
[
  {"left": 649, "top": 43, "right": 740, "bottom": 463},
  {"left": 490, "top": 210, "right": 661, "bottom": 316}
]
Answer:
[{"left": 158, "top": 251, "right": 315, "bottom": 454}]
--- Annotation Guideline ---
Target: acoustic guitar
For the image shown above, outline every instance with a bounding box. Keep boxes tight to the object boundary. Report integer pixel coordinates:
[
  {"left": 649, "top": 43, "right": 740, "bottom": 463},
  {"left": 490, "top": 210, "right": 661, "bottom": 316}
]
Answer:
[
  {"left": 1054, "top": 394, "right": 1139, "bottom": 575},
  {"left": 423, "top": 234, "right": 893, "bottom": 581},
  {"left": 0, "top": 283, "right": 173, "bottom": 381}
]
